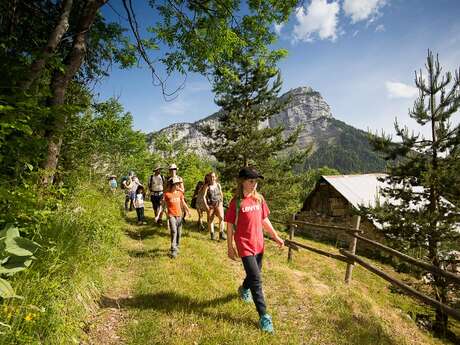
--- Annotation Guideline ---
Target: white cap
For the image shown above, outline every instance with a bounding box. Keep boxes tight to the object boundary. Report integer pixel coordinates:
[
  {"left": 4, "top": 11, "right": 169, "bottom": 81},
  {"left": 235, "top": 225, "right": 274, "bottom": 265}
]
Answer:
[{"left": 169, "top": 163, "right": 178, "bottom": 170}]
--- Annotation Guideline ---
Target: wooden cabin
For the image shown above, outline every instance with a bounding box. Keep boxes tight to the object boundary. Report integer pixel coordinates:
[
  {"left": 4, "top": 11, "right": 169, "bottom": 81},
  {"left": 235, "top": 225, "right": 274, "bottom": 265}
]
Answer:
[{"left": 296, "top": 174, "right": 387, "bottom": 256}]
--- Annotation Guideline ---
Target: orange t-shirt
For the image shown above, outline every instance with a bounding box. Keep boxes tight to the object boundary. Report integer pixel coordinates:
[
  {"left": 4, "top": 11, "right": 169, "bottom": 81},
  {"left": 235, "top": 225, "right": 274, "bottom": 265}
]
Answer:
[{"left": 163, "top": 191, "right": 184, "bottom": 217}]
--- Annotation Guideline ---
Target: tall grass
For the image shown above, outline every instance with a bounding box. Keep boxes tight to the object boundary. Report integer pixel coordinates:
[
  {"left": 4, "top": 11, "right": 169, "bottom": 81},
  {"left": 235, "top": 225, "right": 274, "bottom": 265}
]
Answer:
[{"left": 0, "top": 183, "right": 124, "bottom": 344}]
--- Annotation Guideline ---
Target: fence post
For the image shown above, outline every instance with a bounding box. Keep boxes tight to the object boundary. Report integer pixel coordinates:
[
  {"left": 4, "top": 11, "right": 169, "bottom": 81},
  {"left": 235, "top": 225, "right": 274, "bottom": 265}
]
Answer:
[
  {"left": 288, "top": 214, "right": 296, "bottom": 263},
  {"left": 344, "top": 215, "right": 361, "bottom": 284}
]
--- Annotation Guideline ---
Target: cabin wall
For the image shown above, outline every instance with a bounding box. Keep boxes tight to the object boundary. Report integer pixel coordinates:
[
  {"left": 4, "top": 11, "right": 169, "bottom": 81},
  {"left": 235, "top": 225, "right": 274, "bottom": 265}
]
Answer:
[{"left": 297, "top": 183, "right": 385, "bottom": 256}]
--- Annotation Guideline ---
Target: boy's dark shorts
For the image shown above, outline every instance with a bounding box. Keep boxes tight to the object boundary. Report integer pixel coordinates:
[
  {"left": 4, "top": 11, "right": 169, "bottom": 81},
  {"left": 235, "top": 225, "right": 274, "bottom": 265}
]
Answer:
[{"left": 151, "top": 192, "right": 163, "bottom": 209}]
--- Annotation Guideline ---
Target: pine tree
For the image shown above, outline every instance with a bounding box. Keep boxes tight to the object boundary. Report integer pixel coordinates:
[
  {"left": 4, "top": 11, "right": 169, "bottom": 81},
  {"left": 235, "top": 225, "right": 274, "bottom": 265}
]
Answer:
[
  {"left": 203, "top": 50, "right": 301, "bottom": 181},
  {"left": 363, "top": 51, "right": 460, "bottom": 334}
]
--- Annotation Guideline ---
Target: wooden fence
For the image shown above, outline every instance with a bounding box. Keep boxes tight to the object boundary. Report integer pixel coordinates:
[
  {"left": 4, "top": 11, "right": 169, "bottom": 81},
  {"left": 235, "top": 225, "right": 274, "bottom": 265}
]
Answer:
[{"left": 283, "top": 215, "right": 460, "bottom": 322}]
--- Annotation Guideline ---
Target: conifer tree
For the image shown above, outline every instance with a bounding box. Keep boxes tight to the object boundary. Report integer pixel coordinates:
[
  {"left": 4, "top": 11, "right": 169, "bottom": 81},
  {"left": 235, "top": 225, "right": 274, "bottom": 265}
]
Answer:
[
  {"left": 203, "top": 50, "right": 301, "bottom": 181},
  {"left": 363, "top": 51, "right": 460, "bottom": 334}
]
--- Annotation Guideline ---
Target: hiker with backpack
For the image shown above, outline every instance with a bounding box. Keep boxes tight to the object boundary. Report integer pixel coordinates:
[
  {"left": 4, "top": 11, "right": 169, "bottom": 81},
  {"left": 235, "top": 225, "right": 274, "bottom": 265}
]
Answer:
[
  {"left": 148, "top": 166, "right": 164, "bottom": 223},
  {"left": 203, "top": 172, "right": 226, "bottom": 240},
  {"left": 224, "top": 167, "right": 284, "bottom": 334},
  {"left": 128, "top": 175, "right": 140, "bottom": 212},
  {"left": 191, "top": 180, "right": 206, "bottom": 230},
  {"left": 121, "top": 173, "right": 133, "bottom": 211}
]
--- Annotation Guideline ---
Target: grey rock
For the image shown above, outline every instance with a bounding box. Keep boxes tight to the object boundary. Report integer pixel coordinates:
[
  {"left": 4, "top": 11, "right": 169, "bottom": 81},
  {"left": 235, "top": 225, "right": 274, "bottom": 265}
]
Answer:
[
  {"left": 148, "top": 86, "right": 333, "bottom": 157},
  {"left": 147, "top": 86, "right": 386, "bottom": 173}
]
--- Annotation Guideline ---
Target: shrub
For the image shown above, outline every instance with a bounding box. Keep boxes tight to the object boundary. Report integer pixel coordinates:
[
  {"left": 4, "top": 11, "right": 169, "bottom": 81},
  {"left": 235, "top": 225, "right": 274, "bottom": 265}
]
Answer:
[{"left": 0, "top": 183, "right": 124, "bottom": 344}]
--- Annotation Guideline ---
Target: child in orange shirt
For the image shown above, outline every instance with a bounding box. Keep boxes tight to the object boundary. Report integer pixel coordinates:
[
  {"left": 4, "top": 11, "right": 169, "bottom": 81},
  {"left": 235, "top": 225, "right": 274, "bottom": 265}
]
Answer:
[{"left": 157, "top": 176, "right": 191, "bottom": 258}]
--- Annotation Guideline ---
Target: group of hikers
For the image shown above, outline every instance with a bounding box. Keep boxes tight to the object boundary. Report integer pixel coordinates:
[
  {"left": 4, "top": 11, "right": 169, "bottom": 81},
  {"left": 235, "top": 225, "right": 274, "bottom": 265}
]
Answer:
[{"left": 109, "top": 164, "right": 285, "bottom": 333}]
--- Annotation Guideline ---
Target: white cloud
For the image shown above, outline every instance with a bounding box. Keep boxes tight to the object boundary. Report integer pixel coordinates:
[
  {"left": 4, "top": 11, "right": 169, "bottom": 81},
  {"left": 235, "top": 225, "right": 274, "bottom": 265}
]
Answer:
[
  {"left": 385, "top": 81, "right": 418, "bottom": 99},
  {"left": 343, "top": 0, "right": 386, "bottom": 23},
  {"left": 293, "top": 0, "right": 340, "bottom": 43},
  {"left": 375, "top": 24, "right": 385, "bottom": 32},
  {"left": 274, "top": 22, "right": 285, "bottom": 35}
]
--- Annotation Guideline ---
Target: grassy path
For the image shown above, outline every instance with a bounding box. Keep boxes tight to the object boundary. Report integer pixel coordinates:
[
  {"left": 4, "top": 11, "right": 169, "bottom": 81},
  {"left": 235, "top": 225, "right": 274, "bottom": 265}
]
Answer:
[{"left": 85, "top": 204, "right": 447, "bottom": 345}]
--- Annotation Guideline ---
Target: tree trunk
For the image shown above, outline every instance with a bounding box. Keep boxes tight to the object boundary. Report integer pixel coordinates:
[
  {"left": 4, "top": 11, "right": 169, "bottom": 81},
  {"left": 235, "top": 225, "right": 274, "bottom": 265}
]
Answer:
[
  {"left": 6, "top": 0, "right": 18, "bottom": 39},
  {"left": 20, "top": 0, "right": 74, "bottom": 90},
  {"left": 42, "top": 0, "right": 108, "bottom": 185}
]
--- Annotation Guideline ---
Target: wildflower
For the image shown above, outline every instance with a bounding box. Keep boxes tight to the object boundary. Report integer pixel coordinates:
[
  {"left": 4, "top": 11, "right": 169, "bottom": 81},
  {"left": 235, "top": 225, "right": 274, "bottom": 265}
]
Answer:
[{"left": 24, "top": 313, "right": 33, "bottom": 321}]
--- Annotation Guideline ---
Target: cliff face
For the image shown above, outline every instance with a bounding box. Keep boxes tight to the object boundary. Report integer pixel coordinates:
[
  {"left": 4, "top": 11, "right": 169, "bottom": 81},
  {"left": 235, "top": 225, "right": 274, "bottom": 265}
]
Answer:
[{"left": 148, "top": 86, "right": 386, "bottom": 173}]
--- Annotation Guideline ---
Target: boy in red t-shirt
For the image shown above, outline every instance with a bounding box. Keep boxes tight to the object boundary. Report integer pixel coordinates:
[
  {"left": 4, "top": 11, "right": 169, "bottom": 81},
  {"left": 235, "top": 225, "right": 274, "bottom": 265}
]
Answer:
[
  {"left": 224, "top": 167, "right": 284, "bottom": 334},
  {"left": 157, "top": 176, "right": 190, "bottom": 258}
]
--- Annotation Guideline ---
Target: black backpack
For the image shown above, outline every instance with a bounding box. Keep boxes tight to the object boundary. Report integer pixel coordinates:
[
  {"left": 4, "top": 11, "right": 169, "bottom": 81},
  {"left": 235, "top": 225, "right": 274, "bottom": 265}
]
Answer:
[{"left": 120, "top": 176, "right": 128, "bottom": 189}]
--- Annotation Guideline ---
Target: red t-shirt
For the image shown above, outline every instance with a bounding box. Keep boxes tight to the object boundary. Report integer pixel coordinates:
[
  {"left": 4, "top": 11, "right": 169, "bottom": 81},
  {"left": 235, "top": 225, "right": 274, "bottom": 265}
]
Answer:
[
  {"left": 163, "top": 191, "right": 184, "bottom": 217},
  {"left": 224, "top": 195, "right": 269, "bottom": 257}
]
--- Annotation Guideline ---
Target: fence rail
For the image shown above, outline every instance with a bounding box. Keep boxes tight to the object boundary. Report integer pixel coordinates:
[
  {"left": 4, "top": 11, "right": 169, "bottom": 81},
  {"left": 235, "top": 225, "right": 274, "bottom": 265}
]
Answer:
[
  {"left": 285, "top": 214, "right": 460, "bottom": 322},
  {"left": 285, "top": 239, "right": 351, "bottom": 263},
  {"left": 353, "top": 233, "right": 460, "bottom": 284},
  {"left": 340, "top": 249, "right": 460, "bottom": 321}
]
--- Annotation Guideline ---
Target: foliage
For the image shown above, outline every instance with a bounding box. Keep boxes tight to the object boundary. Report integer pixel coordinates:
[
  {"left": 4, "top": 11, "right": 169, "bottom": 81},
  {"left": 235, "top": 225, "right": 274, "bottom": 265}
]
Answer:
[
  {"left": 1, "top": 0, "right": 300, "bottom": 182},
  {"left": 0, "top": 225, "right": 40, "bottom": 299},
  {"left": 0, "top": 182, "right": 124, "bottom": 344},
  {"left": 60, "top": 97, "right": 147, "bottom": 181},
  {"left": 0, "top": 94, "right": 50, "bottom": 179},
  {"left": 0, "top": 0, "right": 139, "bottom": 183},
  {"left": 204, "top": 49, "right": 300, "bottom": 182},
  {"left": 361, "top": 51, "right": 460, "bottom": 333},
  {"left": 150, "top": 0, "right": 298, "bottom": 80}
]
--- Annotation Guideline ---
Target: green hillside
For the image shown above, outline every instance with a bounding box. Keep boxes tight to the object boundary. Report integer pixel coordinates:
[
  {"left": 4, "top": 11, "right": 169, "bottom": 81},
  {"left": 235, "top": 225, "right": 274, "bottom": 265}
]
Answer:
[{"left": 306, "top": 118, "right": 387, "bottom": 173}]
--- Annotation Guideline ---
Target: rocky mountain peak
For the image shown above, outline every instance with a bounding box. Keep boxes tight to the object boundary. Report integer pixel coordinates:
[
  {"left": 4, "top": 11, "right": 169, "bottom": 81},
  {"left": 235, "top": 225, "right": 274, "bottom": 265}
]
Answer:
[
  {"left": 147, "top": 86, "right": 386, "bottom": 174},
  {"left": 274, "top": 86, "right": 332, "bottom": 127},
  {"left": 149, "top": 85, "right": 333, "bottom": 155}
]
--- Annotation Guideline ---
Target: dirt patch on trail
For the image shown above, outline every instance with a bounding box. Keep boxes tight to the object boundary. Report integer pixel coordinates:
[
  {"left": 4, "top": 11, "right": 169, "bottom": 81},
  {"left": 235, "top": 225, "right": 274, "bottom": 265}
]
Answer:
[
  {"left": 82, "top": 230, "right": 144, "bottom": 345},
  {"left": 83, "top": 304, "right": 125, "bottom": 345}
]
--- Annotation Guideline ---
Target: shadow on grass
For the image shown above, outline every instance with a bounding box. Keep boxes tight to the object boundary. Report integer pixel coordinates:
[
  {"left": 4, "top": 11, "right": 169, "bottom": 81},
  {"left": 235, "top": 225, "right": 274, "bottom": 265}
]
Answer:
[
  {"left": 100, "top": 292, "right": 254, "bottom": 326},
  {"left": 128, "top": 248, "right": 169, "bottom": 258},
  {"left": 188, "top": 219, "right": 208, "bottom": 233},
  {"left": 123, "top": 216, "right": 150, "bottom": 226},
  {"left": 124, "top": 226, "right": 169, "bottom": 240}
]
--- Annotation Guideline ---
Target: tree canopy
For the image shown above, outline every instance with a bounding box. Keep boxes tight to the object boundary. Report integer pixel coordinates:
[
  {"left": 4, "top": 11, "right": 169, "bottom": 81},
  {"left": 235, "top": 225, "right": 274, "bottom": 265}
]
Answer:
[
  {"left": 362, "top": 51, "right": 460, "bottom": 333},
  {"left": 0, "top": 0, "right": 300, "bottom": 184}
]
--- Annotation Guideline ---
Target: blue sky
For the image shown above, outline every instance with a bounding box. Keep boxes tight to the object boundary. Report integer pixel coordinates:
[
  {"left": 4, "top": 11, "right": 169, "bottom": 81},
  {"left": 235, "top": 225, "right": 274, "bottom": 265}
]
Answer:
[{"left": 95, "top": 0, "right": 460, "bottom": 136}]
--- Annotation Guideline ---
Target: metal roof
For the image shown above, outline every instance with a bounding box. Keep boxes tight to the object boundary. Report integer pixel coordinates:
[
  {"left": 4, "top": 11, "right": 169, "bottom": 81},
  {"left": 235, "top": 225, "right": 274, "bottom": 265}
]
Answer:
[
  {"left": 320, "top": 173, "right": 459, "bottom": 232},
  {"left": 322, "top": 173, "right": 388, "bottom": 209}
]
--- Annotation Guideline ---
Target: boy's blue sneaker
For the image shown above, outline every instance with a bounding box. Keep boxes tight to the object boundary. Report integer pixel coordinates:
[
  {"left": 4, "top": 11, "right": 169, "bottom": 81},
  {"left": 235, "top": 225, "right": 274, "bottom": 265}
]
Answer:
[
  {"left": 238, "top": 286, "right": 252, "bottom": 303},
  {"left": 259, "top": 314, "right": 274, "bottom": 334}
]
